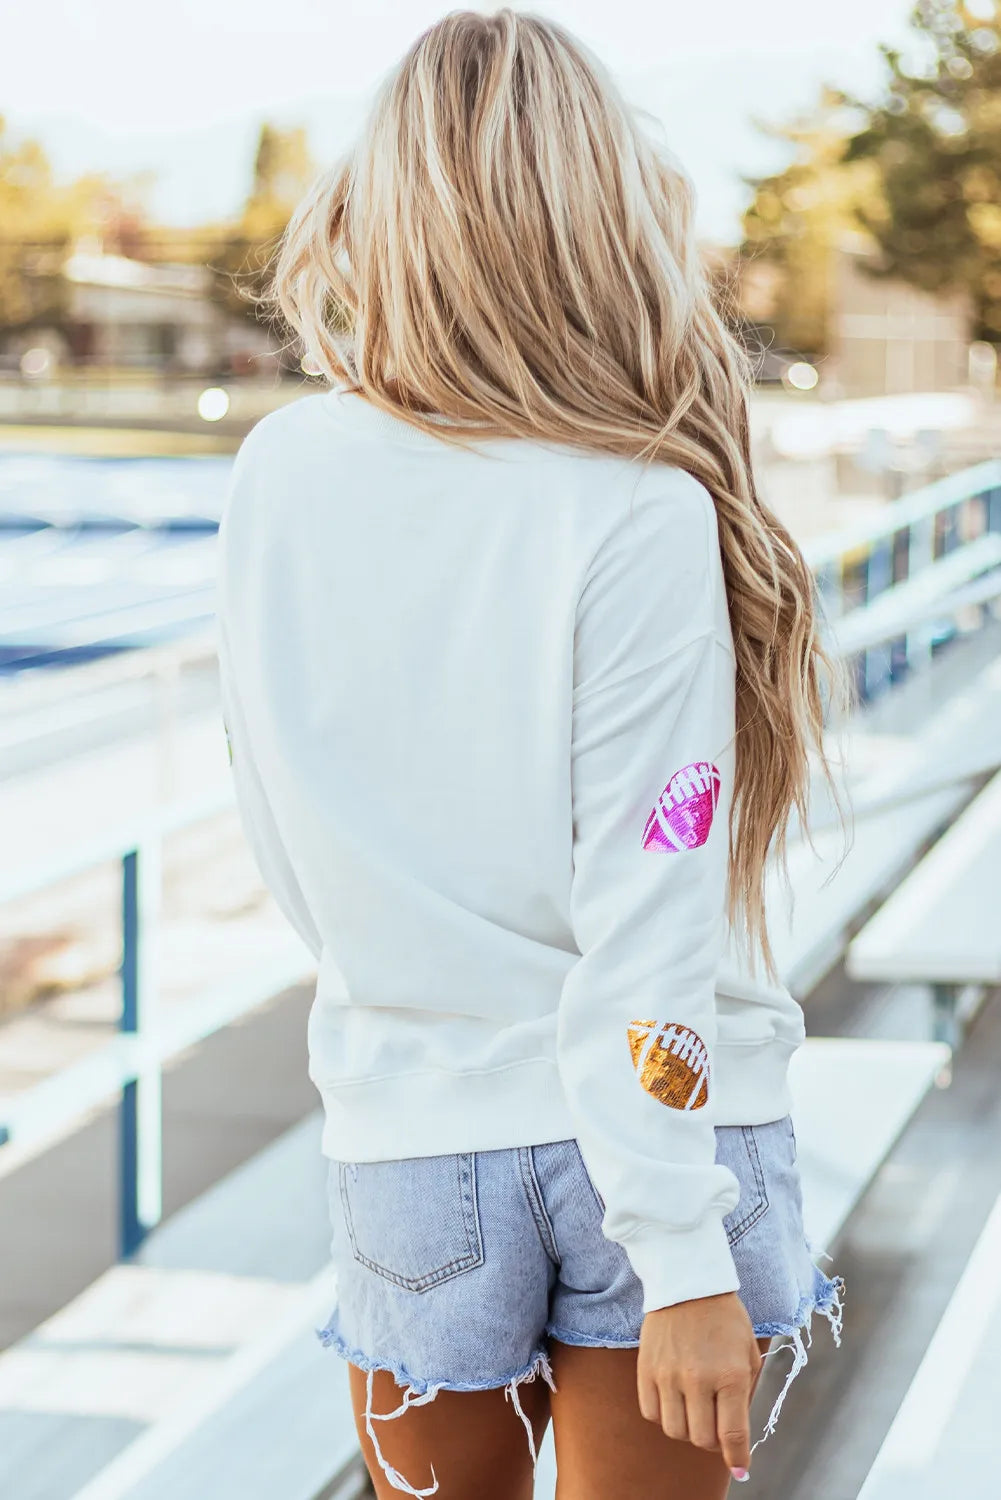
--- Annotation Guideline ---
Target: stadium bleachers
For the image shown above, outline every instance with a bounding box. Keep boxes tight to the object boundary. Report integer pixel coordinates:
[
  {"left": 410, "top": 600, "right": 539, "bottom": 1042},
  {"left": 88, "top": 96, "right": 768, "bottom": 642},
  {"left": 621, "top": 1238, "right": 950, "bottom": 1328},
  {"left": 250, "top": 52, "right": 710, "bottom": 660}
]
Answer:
[{"left": 2, "top": 456, "right": 1000, "bottom": 1496}]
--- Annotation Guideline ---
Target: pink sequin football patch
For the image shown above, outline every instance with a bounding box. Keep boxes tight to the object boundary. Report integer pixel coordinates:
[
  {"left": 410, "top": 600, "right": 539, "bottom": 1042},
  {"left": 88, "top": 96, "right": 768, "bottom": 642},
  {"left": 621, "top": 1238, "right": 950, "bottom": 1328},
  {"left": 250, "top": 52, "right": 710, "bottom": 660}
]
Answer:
[{"left": 643, "top": 762, "right": 721, "bottom": 852}]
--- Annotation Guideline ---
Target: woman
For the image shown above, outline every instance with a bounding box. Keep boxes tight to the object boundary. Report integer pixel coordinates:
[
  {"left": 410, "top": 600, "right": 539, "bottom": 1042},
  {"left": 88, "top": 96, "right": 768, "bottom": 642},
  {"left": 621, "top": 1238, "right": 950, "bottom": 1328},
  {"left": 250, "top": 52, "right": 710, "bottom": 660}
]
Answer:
[{"left": 217, "top": 11, "right": 843, "bottom": 1498}]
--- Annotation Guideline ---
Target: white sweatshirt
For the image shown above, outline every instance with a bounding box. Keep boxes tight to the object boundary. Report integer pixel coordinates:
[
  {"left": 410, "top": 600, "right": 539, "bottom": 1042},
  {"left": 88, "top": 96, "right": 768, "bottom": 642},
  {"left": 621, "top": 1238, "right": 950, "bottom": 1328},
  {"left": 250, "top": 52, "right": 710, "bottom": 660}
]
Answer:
[{"left": 216, "top": 388, "right": 806, "bottom": 1312}]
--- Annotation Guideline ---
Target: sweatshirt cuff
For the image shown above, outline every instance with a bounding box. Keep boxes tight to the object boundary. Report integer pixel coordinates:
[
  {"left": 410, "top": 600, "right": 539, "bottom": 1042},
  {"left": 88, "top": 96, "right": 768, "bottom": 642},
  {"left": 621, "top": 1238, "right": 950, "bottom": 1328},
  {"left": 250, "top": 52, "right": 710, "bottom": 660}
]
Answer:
[{"left": 622, "top": 1215, "right": 740, "bottom": 1314}]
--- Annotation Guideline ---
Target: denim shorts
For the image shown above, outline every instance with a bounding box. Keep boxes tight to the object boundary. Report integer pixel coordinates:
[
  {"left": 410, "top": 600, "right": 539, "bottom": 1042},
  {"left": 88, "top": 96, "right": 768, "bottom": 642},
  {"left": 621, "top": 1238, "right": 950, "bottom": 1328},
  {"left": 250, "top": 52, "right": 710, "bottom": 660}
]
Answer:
[{"left": 320, "top": 1119, "right": 843, "bottom": 1497}]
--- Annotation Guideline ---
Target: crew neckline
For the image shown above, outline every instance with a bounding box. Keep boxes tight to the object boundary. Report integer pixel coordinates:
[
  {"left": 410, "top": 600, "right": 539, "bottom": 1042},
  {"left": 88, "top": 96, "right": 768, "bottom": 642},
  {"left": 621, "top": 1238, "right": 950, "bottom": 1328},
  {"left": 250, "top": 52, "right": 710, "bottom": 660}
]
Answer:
[
  {"left": 322, "top": 386, "right": 498, "bottom": 452},
  {"left": 319, "top": 384, "right": 642, "bottom": 471}
]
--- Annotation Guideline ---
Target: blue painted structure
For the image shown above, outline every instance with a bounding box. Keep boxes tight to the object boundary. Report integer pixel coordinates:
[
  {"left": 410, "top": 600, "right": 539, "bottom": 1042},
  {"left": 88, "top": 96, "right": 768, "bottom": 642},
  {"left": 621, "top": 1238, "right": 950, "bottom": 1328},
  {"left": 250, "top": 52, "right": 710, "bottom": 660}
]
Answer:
[
  {"left": 805, "top": 459, "right": 1001, "bottom": 702},
  {"left": 0, "top": 453, "right": 231, "bottom": 673}
]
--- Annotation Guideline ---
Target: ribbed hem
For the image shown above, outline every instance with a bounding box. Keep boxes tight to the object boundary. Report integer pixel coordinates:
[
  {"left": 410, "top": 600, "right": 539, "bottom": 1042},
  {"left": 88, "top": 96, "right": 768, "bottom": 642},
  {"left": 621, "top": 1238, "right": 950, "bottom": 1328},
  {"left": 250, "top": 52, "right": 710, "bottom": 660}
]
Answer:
[
  {"left": 623, "top": 1215, "right": 741, "bottom": 1313},
  {"left": 315, "top": 1038, "right": 798, "bottom": 1161},
  {"left": 317, "top": 1056, "right": 576, "bottom": 1161},
  {"left": 711, "top": 1038, "right": 798, "bottom": 1125}
]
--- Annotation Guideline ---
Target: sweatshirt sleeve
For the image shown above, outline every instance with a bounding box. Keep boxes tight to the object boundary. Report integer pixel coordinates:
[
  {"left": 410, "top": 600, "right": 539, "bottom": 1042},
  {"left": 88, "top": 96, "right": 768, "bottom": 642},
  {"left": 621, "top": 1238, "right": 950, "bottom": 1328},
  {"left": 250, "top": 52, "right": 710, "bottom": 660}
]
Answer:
[
  {"left": 216, "top": 468, "right": 323, "bottom": 964},
  {"left": 558, "top": 474, "right": 742, "bottom": 1314}
]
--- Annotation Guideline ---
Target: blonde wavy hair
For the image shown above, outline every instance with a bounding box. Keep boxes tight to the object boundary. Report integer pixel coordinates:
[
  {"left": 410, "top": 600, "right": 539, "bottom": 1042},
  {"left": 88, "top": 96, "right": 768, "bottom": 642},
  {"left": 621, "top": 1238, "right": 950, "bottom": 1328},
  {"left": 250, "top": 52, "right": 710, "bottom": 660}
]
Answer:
[{"left": 267, "top": 9, "right": 839, "bottom": 973}]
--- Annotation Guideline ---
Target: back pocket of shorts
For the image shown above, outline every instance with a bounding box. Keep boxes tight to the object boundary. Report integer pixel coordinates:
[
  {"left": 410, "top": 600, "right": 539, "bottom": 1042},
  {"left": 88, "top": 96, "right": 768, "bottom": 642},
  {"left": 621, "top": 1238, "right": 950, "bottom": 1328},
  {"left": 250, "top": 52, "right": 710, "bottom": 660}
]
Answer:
[
  {"left": 338, "top": 1153, "right": 484, "bottom": 1293},
  {"left": 716, "top": 1127, "right": 769, "bottom": 1248}
]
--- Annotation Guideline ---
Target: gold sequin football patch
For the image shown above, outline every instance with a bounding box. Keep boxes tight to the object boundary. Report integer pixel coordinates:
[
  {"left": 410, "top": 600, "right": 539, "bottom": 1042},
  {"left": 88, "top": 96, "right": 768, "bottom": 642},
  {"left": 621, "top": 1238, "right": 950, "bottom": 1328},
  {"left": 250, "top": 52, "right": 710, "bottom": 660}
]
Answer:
[{"left": 626, "top": 1020, "right": 710, "bottom": 1111}]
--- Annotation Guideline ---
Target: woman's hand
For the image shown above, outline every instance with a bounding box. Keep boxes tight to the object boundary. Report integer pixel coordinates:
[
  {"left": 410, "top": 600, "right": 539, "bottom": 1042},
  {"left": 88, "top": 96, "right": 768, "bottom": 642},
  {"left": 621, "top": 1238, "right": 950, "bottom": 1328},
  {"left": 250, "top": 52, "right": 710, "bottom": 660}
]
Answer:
[{"left": 637, "top": 1291, "right": 760, "bottom": 1483}]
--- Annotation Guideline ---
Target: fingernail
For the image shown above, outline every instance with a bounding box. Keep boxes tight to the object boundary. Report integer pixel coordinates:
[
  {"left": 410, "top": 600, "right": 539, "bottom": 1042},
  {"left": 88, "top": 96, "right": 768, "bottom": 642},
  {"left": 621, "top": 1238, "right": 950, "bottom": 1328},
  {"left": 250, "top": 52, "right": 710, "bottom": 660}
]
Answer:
[{"left": 730, "top": 1469, "right": 750, "bottom": 1484}]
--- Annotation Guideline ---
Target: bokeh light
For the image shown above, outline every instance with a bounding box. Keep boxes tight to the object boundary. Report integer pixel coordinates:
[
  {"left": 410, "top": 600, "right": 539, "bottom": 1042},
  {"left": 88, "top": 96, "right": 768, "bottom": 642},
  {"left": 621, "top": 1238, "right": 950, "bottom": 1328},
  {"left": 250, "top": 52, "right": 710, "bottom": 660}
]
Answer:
[
  {"left": 197, "top": 386, "right": 230, "bottom": 422},
  {"left": 784, "top": 361, "right": 820, "bottom": 392},
  {"left": 19, "top": 347, "right": 52, "bottom": 379}
]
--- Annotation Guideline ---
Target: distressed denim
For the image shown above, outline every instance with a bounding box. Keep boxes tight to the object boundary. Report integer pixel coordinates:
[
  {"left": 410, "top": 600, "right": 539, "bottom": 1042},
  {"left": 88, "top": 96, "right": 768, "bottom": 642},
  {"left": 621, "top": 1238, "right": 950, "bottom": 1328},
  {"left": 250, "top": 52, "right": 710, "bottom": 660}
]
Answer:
[{"left": 320, "top": 1119, "right": 843, "bottom": 1497}]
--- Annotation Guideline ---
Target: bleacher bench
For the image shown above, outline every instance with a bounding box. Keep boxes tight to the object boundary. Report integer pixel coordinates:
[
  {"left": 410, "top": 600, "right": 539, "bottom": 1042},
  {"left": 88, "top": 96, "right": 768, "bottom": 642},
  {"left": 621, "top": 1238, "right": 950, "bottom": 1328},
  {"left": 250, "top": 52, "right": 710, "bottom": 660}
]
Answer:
[
  {"left": 857, "top": 1191, "right": 1001, "bottom": 1500},
  {"left": 848, "top": 768, "right": 1001, "bottom": 992},
  {"left": 766, "top": 646, "right": 1001, "bottom": 999},
  {"left": 0, "top": 1114, "right": 362, "bottom": 1500}
]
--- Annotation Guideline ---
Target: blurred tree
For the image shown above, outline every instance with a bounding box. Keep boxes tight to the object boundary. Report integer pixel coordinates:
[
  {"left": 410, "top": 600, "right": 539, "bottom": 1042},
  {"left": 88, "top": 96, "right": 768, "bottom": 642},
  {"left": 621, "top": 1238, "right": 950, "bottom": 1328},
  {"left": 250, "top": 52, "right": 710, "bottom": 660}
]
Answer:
[
  {"left": 0, "top": 120, "right": 75, "bottom": 333},
  {"left": 845, "top": 0, "right": 1001, "bottom": 338},
  {"left": 0, "top": 115, "right": 147, "bottom": 337},
  {"left": 245, "top": 123, "right": 314, "bottom": 234},
  {"left": 741, "top": 91, "right": 884, "bottom": 356},
  {"left": 210, "top": 123, "right": 316, "bottom": 331}
]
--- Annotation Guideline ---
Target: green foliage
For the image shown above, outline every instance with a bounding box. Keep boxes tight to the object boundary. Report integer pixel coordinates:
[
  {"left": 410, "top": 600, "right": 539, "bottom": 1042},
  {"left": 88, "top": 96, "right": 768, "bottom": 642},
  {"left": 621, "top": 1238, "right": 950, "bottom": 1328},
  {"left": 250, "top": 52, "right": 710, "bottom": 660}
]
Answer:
[
  {"left": 0, "top": 120, "right": 74, "bottom": 331},
  {"left": 740, "top": 92, "right": 883, "bottom": 355},
  {"left": 846, "top": 0, "right": 1001, "bottom": 336},
  {"left": 209, "top": 123, "right": 316, "bottom": 328},
  {"left": 741, "top": 3, "right": 1001, "bottom": 349},
  {"left": 246, "top": 123, "right": 314, "bottom": 229},
  {"left": 0, "top": 114, "right": 150, "bottom": 337}
]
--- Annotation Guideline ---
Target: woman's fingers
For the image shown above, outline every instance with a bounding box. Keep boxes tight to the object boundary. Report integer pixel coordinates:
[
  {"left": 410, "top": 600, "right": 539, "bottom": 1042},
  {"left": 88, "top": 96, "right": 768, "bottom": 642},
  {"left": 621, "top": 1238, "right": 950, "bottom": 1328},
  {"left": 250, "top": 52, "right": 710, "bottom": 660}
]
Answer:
[
  {"left": 636, "top": 1366, "right": 661, "bottom": 1425},
  {"left": 645, "top": 1371, "right": 753, "bottom": 1477},
  {"left": 715, "top": 1378, "right": 753, "bottom": 1477},
  {"left": 637, "top": 1296, "right": 760, "bottom": 1477},
  {"left": 657, "top": 1384, "right": 688, "bottom": 1443},
  {"left": 682, "top": 1380, "right": 719, "bottom": 1453}
]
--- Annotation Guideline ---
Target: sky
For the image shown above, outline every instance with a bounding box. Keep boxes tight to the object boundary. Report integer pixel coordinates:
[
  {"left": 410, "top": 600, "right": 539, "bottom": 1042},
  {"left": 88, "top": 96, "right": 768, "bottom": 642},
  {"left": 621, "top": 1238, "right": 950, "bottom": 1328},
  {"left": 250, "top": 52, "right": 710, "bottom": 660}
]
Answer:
[{"left": 2, "top": 0, "right": 919, "bottom": 243}]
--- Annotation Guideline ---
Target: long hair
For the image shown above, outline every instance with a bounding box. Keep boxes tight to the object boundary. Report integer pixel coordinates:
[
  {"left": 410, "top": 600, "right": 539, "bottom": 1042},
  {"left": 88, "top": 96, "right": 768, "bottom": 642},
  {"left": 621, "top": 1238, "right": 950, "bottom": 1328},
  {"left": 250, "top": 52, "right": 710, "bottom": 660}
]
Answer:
[{"left": 266, "top": 9, "right": 840, "bottom": 974}]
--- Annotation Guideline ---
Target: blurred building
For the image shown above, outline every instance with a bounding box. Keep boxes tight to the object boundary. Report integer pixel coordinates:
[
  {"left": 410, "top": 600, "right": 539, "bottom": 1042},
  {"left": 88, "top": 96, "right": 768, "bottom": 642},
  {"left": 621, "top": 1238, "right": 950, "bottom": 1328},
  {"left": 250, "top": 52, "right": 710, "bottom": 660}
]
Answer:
[
  {"left": 2, "top": 241, "right": 274, "bottom": 377},
  {"left": 829, "top": 237, "right": 972, "bottom": 399}
]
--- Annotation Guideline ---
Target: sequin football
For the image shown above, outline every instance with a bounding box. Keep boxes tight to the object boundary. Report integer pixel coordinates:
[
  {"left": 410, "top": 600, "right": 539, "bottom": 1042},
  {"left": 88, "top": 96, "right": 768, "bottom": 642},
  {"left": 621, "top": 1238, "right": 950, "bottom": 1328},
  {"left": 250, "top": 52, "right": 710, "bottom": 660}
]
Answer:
[
  {"left": 627, "top": 1020, "right": 710, "bottom": 1110},
  {"left": 642, "top": 762, "right": 721, "bottom": 853}
]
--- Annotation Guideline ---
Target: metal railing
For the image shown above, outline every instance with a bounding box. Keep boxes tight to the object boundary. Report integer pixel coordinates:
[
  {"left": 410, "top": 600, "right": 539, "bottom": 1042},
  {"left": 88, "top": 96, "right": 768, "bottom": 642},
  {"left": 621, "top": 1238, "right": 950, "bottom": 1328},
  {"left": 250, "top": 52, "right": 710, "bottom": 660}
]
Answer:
[
  {"left": 0, "top": 782, "right": 313, "bottom": 1254},
  {"left": 805, "top": 459, "right": 1001, "bottom": 700}
]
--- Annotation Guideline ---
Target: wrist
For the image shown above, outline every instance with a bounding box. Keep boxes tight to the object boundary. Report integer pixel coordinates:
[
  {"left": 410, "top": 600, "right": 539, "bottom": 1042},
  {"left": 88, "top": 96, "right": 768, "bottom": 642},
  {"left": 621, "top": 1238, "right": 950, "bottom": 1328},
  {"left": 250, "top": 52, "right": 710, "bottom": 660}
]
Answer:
[
  {"left": 623, "top": 1215, "right": 740, "bottom": 1313},
  {"left": 643, "top": 1289, "right": 740, "bottom": 1321}
]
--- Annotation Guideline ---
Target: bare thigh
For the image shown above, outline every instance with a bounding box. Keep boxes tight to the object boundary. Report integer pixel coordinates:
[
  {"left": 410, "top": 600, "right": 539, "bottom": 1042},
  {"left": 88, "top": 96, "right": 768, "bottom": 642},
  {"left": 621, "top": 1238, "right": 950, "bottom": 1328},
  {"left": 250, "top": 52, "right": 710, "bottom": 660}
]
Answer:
[
  {"left": 347, "top": 1363, "right": 552, "bottom": 1500},
  {"left": 548, "top": 1338, "right": 773, "bottom": 1500}
]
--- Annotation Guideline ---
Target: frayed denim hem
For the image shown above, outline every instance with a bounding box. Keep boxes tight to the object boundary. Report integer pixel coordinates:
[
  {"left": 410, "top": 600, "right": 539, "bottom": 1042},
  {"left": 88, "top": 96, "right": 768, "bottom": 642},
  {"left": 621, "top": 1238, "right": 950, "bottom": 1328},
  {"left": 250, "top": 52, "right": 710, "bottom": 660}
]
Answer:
[
  {"left": 316, "top": 1262, "right": 845, "bottom": 1489},
  {"left": 316, "top": 1320, "right": 555, "bottom": 1497},
  {"left": 751, "top": 1267, "right": 845, "bottom": 1452}
]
